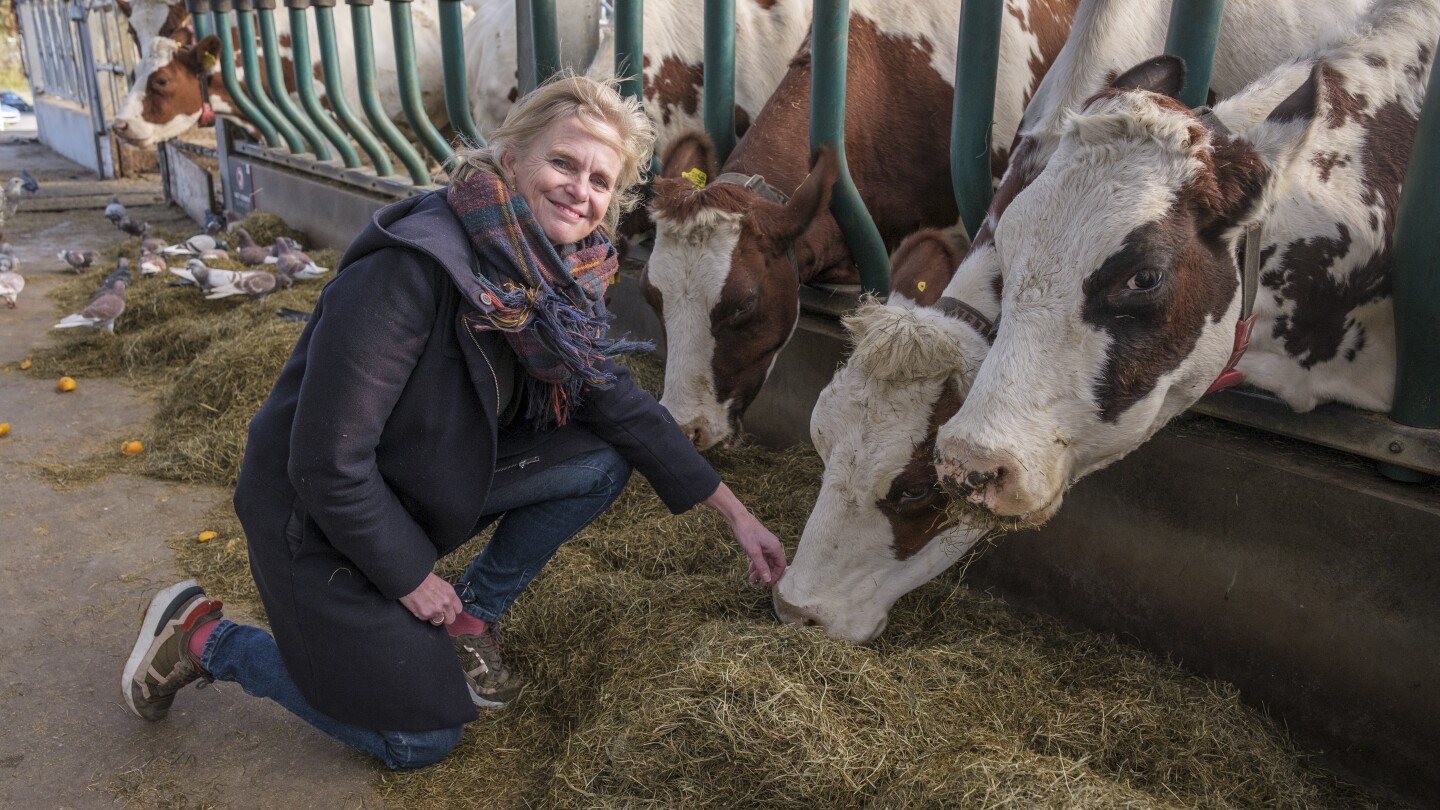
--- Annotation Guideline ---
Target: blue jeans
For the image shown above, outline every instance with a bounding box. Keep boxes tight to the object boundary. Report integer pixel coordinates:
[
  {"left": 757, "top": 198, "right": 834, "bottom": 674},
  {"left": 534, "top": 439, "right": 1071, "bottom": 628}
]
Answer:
[
  {"left": 454, "top": 447, "right": 632, "bottom": 622},
  {"left": 201, "top": 620, "right": 463, "bottom": 770}
]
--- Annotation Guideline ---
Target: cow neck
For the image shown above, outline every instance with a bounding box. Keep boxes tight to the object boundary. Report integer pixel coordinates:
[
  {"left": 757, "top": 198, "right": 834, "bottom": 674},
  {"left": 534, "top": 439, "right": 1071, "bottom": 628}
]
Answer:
[{"left": 1195, "top": 105, "right": 1263, "bottom": 395}]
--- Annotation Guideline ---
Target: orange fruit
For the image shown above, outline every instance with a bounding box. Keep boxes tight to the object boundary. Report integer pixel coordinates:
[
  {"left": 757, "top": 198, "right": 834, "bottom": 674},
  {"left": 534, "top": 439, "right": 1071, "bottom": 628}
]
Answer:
[
  {"left": 121, "top": 440, "right": 144, "bottom": 455},
  {"left": 19, "top": 359, "right": 32, "bottom": 370},
  {"left": 0, "top": 423, "right": 9, "bottom": 437},
  {"left": 57, "top": 376, "right": 77, "bottom": 392},
  {"left": 197, "top": 530, "right": 218, "bottom": 543}
]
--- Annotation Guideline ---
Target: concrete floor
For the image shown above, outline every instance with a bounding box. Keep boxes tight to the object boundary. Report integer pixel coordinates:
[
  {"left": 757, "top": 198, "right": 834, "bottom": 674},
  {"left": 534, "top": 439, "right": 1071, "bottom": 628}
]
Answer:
[{"left": 0, "top": 131, "right": 383, "bottom": 808}]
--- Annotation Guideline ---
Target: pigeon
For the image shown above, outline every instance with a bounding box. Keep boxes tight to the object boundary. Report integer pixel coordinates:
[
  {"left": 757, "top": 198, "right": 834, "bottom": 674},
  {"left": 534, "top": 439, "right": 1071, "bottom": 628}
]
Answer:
[
  {"left": 203, "top": 208, "right": 226, "bottom": 235},
  {"left": 0, "top": 243, "right": 16, "bottom": 274},
  {"left": 19, "top": 169, "right": 39, "bottom": 194},
  {"left": 198, "top": 248, "right": 230, "bottom": 262},
  {"left": 203, "top": 268, "right": 292, "bottom": 301},
  {"left": 138, "top": 251, "right": 167, "bottom": 276},
  {"left": 232, "top": 227, "right": 273, "bottom": 266},
  {"left": 116, "top": 215, "right": 149, "bottom": 237},
  {"left": 170, "top": 258, "right": 245, "bottom": 293},
  {"left": 2, "top": 177, "right": 24, "bottom": 218},
  {"left": 161, "top": 234, "right": 224, "bottom": 256},
  {"left": 141, "top": 234, "right": 167, "bottom": 254},
  {"left": 58, "top": 250, "right": 99, "bottom": 273},
  {"left": 94, "top": 258, "right": 133, "bottom": 296},
  {"left": 275, "top": 307, "right": 311, "bottom": 323},
  {"left": 0, "top": 270, "right": 22, "bottom": 308},
  {"left": 272, "top": 238, "right": 329, "bottom": 281},
  {"left": 55, "top": 279, "right": 127, "bottom": 333},
  {"left": 104, "top": 196, "right": 126, "bottom": 225}
]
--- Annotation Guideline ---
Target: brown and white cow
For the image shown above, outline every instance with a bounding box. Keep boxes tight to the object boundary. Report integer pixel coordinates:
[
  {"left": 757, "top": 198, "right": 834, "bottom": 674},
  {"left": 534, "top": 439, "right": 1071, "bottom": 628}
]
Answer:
[
  {"left": 641, "top": 0, "right": 1077, "bottom": 451},
  {"left": 934, "top": 0, "right": 1437, "bottom": 530},
  {"left": 773, "top": 0, "right": 1375, "bottom": 643},
  {"left": 117, "top": 0, "right": 193, "bottom": 58},
  {"left": 110, "top": 1, "right": 462, "bottom": 148}
]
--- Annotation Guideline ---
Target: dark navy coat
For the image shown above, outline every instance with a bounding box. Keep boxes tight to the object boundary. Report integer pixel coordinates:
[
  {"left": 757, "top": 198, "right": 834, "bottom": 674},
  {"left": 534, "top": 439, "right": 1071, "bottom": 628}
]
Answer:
[{"left": 233, "top": 190, "right": 720, "bottom": 731}]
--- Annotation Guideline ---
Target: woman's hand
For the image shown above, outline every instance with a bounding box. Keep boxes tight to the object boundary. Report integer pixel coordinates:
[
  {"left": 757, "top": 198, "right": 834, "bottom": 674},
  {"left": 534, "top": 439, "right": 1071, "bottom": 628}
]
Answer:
[
  {"left": 705, "top": 483, "right": 788, "bottom": 586},
  {"left": 399, "top": 572, "right": 464, "bottom": 626}
]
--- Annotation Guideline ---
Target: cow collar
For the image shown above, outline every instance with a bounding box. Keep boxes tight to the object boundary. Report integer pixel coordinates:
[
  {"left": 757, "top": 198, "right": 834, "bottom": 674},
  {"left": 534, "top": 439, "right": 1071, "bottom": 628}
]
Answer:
[
  {"left": 196, "top": 63, "right": 216, "bottom": 128},
  {"left": 935, "top": 295, "right": 998, "bottom": 344},
  {"left": 713, "top": 172, "right": 801, "bottom": 280},
  {"left": 1195, "top": 106, "right": 1262, "bottom": 395}
]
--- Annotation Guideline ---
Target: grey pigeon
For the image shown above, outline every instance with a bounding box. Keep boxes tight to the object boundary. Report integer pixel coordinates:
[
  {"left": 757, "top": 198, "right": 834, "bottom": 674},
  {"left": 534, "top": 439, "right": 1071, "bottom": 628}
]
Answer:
[
  {"left": 105, "top": 196, "right": 126, "bottom": 225},
  {"left": 170, "top": 258, "right": 244, "bottom": 293},
  {"left": 203, "top": 209, "right": 226, "bottom": 235},
  {"left": 94, "top": 258, "right": 133, "bottom": 297},
  {"left": 0, "top": 243, "right": 16, "bottom": 274},
  {"left": 161, "top": 234, "right": 223, "bottom": 256},
  {"left": 272, "top": 238, "right": 329, "bottom": 281},
  {"left": 232, "top": 227, "right": 272, "bottom": 266},
  {"left": 58, "top": 250, "right": 99, "bottom": 273},
  {"left": 138, "top": 251, "right": 167, "bottom": 277},
  {"left": 19, "top": 170, "right": 39, "bottom": 194},
  {"left": 204, "top": 269, "right": 292, "bottom": 301},
  {"left": 0, "top": 270, "right": 23, "bottom": 308},
  {"left": 116, "top": 215, "right": 149, "bottom": 237},
  {"left": 2, "top": 177, "right": 23, "bottom": 219},
  {"left": 55, "top": 279, "right": 127, "bottom": 333}
]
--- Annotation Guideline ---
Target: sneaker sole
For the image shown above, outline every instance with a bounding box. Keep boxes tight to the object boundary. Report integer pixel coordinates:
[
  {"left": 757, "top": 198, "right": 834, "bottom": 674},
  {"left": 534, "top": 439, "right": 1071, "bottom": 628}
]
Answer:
[
  {"left": 466, "top": 683, "right": 512, "bottom": 710},
  {"left": 121, "top": 579, "right": 204, "bottom": 719}
]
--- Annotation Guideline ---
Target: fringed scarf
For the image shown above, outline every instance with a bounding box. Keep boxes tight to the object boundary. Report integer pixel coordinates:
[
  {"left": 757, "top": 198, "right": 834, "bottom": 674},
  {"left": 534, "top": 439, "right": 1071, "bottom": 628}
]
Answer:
[{"left": 448, "top": 163, "right": 649, "bottom": 428}]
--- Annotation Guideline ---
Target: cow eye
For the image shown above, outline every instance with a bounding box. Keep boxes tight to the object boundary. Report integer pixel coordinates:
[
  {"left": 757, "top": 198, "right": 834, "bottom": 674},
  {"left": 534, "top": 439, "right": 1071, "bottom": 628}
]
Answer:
[
  {"left": 898, "top": 483, "right": 935, "bottom": 505},
  {"left": 1125, "top": 269, "right": 1163, "bottom": 292},
  {"left": 724, "top": 291, "right": 759, "bottom": 327}
]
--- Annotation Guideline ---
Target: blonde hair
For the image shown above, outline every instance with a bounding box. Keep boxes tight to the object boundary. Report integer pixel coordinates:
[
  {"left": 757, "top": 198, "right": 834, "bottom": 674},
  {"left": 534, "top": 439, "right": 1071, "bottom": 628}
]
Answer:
[{"left": 448, "top": 72, "right": 656, "bottom": 236}]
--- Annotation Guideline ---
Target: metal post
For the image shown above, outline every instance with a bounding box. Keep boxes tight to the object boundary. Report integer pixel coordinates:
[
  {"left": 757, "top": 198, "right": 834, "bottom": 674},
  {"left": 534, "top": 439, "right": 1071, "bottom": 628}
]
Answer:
[
  {"left": 611, "top": 0, "right": 656, "bottom": 176},
  {"left": 348, "top": 0, "right": 430, "bottom": 183},
  {"left": 256, "top": 0, "right": 332, "bottom": 158},
  {"left": 285, "top": 0, "right": 360, "bottom": 165},
  {"left": 313, "top": 0, "right": 393, "bottom": 173},
  {"left": 439, "top": 0, "right": 484, "bottom": 147},
  {"left": 1164, "top": 0, "right": 1225, "bottom": 109},
  {"left": 187, "top": 0, "right": 215, "bottom": 40},
  {"left": 529, "top": 0, "right": 560, "bottom": 85},
  {"left": 209, "top": 0, "right": 281, "bottom": 146},
  {"left": 1383, "top": 30, "right": 1440, "bottom": 482},
  {"left": 704, "top": 0, "right": 736, "bottom": 163},
  {"left": 810, "top": 0, "right": 889, "bottom": 294},
  {"left": 69, "top": 0, "right": 115, "bottom": 177},
  {"left": 950, "top": 0, "right": 1002, "bottom": 238},
  {"left": 235, "top": 0, "right": 307, "bottom": 152},
  {"left": 387, "top": 0, "right": 453, "bottom": 163}
]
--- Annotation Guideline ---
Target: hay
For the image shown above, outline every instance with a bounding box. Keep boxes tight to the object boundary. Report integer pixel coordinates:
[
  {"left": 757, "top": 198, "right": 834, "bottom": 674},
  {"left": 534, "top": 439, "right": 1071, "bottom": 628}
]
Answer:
[{"left": 33, "top": 214, "right": 1393, "bottom": 808}]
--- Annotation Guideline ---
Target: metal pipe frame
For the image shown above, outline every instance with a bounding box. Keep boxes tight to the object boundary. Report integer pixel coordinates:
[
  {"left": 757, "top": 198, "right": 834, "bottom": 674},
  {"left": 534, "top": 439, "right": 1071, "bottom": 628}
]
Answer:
[
  {"left": 313, "top": 0, "right": 393, "bottom": 173},
  {"left": 348, "top": 0, "right": 430, "bottom": 184},
  {"left": 612, "top": 0, "right": 657, "bottom": 175},
  {"left": 810, "top": 0, "right": 889, "bottom": 294},
  {"left": 187, "top": 0, "right": 215, "bottom": 40},
  {"left": 285, "top": 0, "right": 360, "bottom": 165},
  {"left": 438, "top": 0, "right": 483, "bottom": 147},
  {"left": 1164, "top": 0, "right": 1225, "bottom": 109},
  {"left": 208, "top": 1, "right": 282, "bottom": 146},
  {"left": 256, "top": 0, "right": 332, "bottom": 158},
  {"left": 703, "top": 0, "right": 736, "bottom": 163},
  {"left": 235, "top": 0, "right": 307, "bottom": 151},
  {"left": 529, "top": 0, "right": 560, "bottom": 85},
  {"left": 950, "top": 0, "right": 1002, "bottom": 239},
  {"left": 386, "top": 0, "right": 452, "bottom": 163}
]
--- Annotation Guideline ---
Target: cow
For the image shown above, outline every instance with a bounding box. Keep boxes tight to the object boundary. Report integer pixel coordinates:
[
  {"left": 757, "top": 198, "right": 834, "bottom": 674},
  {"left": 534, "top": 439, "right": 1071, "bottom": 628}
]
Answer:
[
  {"left": 640, "top": 0, "right": 1078, "bottom": 451},
  {"left": 110, "top": 1, "right": 464, "bottom": 148},
  {"left": 933, "top": 0, "right": 1437, "bottom": 532},
  {"left": 117, "top": 0, "right": 193, "bottom": 58},
  {"left": 771, "top": 0, "right": 1376, "bottom": 644}
]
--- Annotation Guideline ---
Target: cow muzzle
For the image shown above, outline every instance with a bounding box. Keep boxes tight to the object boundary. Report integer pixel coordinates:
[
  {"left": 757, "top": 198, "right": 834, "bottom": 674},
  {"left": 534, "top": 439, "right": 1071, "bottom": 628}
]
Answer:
[
  {"left": 933, "top": 436, "right": 1063, "bottom": 530},
  {"left": 772, "top": 584, "right": 887, "bottom": 644}
]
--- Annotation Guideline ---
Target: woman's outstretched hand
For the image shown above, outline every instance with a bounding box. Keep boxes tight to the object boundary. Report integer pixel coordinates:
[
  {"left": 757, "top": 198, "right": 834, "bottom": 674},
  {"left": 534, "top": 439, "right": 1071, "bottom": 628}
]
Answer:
[
  {"left": 400, "top": 572, "right": 464, "bottom": 626},
  {"left": 705, "top": 483, "right": 788, "bottom": 586}
]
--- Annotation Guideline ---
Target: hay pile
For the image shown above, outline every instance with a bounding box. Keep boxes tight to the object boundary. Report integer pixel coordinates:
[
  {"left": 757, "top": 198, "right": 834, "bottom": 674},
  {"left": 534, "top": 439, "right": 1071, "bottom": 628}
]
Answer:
[{"left": 37, "top": 214, "right": 1389, "bottom": 808}]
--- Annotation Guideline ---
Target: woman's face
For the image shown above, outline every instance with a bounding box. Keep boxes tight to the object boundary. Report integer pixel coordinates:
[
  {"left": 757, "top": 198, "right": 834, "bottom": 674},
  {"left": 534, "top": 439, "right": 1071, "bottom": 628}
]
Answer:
[{"left": 503, "top": 115, "right": 623, "bottom": 245}]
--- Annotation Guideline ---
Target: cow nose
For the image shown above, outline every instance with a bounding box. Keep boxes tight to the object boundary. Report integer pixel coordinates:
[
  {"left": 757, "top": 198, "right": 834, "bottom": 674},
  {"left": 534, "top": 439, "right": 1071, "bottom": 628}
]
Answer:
[
  {"left": 966, "top": 468, "right": 1000, "bottom": 489},
  {"left": 771, "top": 589, "right": 822, "bottom": 628},
  {"left": 111, "top": 120, "right": 128, "bottom": 134}
]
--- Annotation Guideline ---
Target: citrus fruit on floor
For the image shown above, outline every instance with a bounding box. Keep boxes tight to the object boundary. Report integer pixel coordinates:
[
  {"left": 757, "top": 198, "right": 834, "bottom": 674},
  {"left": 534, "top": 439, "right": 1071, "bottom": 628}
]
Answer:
[
  {"left": 57, "top": 376, "right": 77, "bottom": 392},
  {"left": 121, "top": 440, "right": 144, "bottom": 455}
]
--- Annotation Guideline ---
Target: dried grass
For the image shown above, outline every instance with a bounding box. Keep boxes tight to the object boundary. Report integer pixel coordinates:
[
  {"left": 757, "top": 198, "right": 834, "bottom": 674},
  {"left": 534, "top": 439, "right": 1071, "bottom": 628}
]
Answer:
[{"left": 37, "top": 213, "right": 1394, "bottom": 809}]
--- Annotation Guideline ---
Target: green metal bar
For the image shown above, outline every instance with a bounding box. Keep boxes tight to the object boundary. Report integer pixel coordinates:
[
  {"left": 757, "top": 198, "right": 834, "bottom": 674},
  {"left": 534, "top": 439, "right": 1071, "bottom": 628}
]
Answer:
[
  {"left": 286, "top": 0, "right": 360, "bottom": 165},
  {"left": 529, "top": 0, "right": 561, "bottom": 84},
  {"left": 613, "top": 0, "right": 657, "bottom": 174},
  {"left": 439, "top": 0, "right": 482, "bottom": 147},
  {"left": 313, "top": 0, "right": 392, "bottom": 173},
  {"left": 704, "top": 0, "right": 736, "bottom": 162},
  {"left": 810, "top": 0, "right": 888, "bottom": 294},
  {"left": 387, "top": 0, "right": 452, "bottom": 163},
  {"left": 235, "top": 0, "right": 306, "bottom": 152},
  {"left": 256, "top": 0, "right": 331, "bottom": 158},
  {"left": 1164, "top": 0, "right": 1225, "bottom": 109},
  {"left": 1385, "top": 30, "right": 1440, "bottom": 480},
  {"left": 187, "top": 0, "right": 215, "bottom": 39},
  {"left": 950, "top": 0, "right": 1002, "bottom": 238},
  {"left": 349, "top": 0, "right": 430, "bottom": 183},
  {"left": 209, "top": 3, "right": 281, "bottom": 146}
]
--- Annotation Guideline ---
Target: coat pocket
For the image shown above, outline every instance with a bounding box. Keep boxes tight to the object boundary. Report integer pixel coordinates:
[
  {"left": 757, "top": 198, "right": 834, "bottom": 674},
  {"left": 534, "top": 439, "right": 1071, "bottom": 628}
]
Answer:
[{"left": 282, "top": 498, "right": 306, "bottom": 559}]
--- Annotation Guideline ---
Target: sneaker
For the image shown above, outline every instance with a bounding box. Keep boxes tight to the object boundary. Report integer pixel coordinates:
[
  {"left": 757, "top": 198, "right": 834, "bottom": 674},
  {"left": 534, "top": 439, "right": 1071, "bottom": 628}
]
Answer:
[
  {"left": 452, "top": 627, "right": 524, "bottom": 708},
  {"left": 122, "top": 579, "right": 224, "bottom": 721}
]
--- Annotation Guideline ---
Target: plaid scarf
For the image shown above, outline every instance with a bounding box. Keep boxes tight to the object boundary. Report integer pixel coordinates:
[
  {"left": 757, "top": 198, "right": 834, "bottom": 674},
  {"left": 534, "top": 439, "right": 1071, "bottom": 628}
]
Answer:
[{"left": 447, "top": 163, "right": 648, "bottom": 428}]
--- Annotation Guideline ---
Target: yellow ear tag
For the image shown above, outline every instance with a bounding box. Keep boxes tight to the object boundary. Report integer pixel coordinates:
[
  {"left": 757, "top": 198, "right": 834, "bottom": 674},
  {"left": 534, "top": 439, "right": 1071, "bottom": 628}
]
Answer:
[
  {"left": 201, "top": 52, "right": 219, "bottom": 71},
  {"left": 917, "top": 281, "right": 927, "bottom": 292},
  {"left": 681, "top": 167, "right": 707, "bottom": 190}
]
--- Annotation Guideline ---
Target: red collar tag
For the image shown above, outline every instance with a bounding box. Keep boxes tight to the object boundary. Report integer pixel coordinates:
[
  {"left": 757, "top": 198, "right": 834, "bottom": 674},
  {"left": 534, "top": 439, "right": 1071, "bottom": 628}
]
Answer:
[
  {"left": 1205, "top": 313, "right": 1257, "bottom": 394},
  {"left": 198, "top": 102, "right": 216, "bottom": 128}
]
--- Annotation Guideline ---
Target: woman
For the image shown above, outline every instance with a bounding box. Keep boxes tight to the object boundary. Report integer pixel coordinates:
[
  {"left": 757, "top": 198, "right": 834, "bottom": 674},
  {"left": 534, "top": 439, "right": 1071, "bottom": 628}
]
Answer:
[{"left": 121, "top": 75, "right": 788, "bottom": 770}]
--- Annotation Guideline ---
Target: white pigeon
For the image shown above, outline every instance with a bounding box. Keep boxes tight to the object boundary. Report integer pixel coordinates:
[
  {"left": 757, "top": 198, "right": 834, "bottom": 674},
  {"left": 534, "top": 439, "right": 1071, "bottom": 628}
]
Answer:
[
  {"left": 171, "top": 258, "right": 244, "bottom": 294},
  {"left": 0, "top": 270, "right": 23, "bottom": 308},
  {"left": 55, "top": 279, "right": 126, "bottom": 333},
  {"left": 104, "top": 195, "right": 126, "bottom": 225},
  {"left": 204, "top": 269, "right": 292, "bottom": 300},
  {"left": 160, "top": 234, "right": 223, "bottom": 256},
  {"left": 138, "top": 251, "right": 167, "bottom": 276},
  {"left": 2, "top": 177, "right": 24, "bottom": 220}
]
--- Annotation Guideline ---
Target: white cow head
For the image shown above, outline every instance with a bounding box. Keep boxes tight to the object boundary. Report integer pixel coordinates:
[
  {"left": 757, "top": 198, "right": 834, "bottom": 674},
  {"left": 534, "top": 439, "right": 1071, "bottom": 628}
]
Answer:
[
  {"left": 643, "top": 135, "right": 839, "bottom": 449},
  {"left": 934, "top": 56, "right": 1322, "bottom": 529}
]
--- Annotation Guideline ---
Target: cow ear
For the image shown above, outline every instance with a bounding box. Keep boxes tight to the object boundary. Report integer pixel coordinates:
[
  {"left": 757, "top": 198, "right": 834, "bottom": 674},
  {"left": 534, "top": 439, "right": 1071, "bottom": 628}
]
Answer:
[
  {"left": 1217, "top": 64, "right": 1323, "bottom": 230},
  {"left": 192, "top": 34, "right": 222, "bottom": 72},
  {"left": 659, "top": 130, "right": 718, "bottom": 181},
  {"left": 1111, "top": 55, "right": 1186, "bottom": 100},
  {"left": 754, "top": 145, "right": 838, "bottom": 245},
  {"left": 172, "top": 27, "right": 195, "bottom": 47},
  {"left": 887, "top": 227, "right": 967, "bottom": 306}
]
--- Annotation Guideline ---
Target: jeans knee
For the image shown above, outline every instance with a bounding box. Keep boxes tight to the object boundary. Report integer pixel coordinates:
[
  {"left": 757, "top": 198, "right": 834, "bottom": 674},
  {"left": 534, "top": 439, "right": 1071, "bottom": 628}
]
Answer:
[
  {"left": 592, "top": 448, "right": 632, "bottom": 499},
  {"left": 383, "top": 724, "right": 464, "bottom": 770}
]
